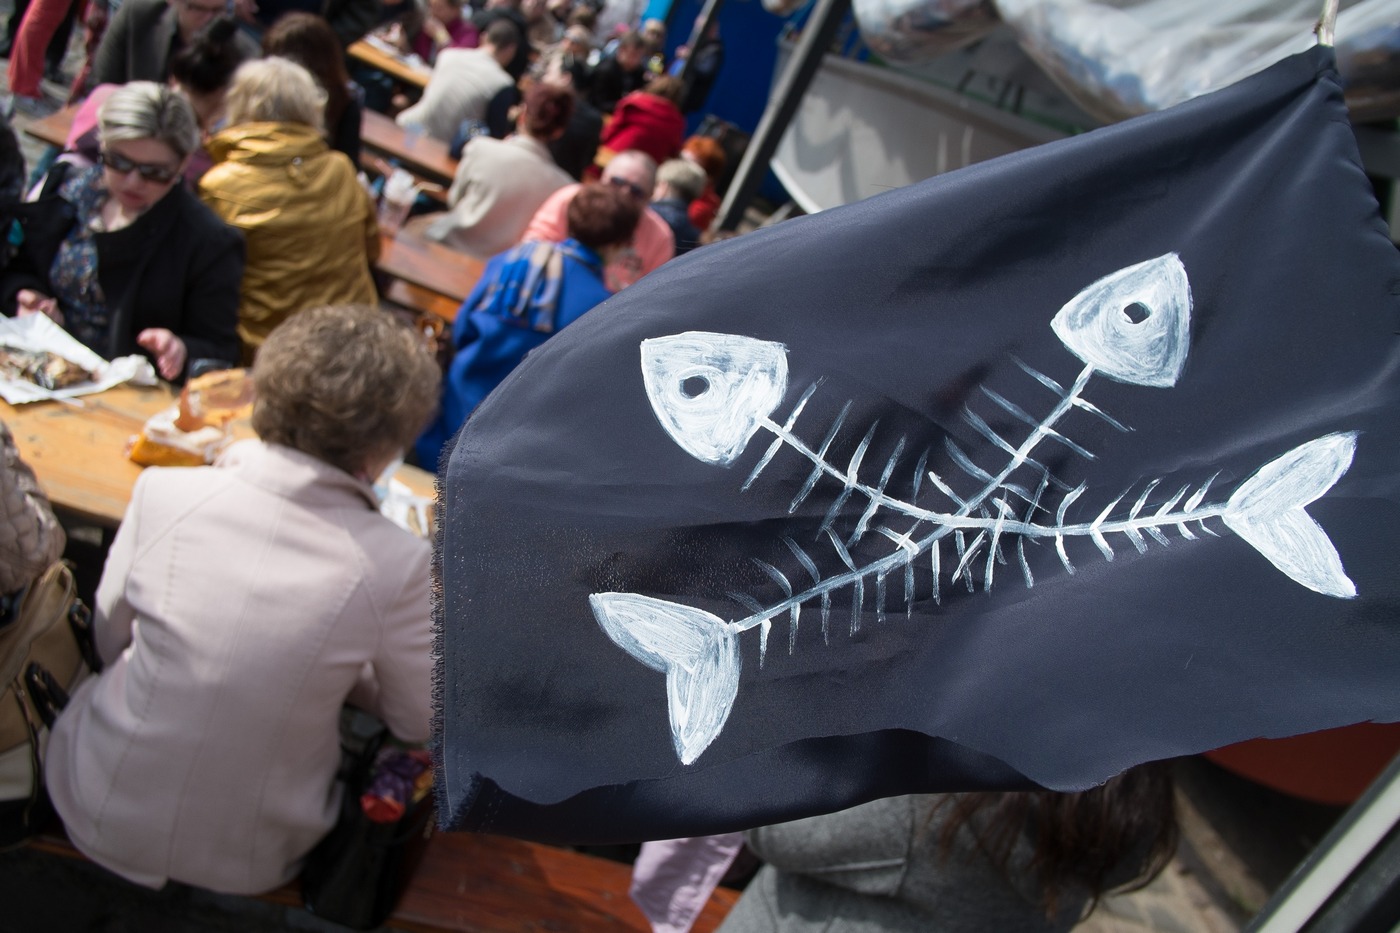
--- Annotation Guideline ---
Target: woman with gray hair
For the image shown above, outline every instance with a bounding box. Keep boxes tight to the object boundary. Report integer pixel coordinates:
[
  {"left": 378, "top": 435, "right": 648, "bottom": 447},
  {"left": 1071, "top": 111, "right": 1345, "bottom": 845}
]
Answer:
[
  {"left": 199, "top": 57, "right": 379, "bottom": 362},
  {"left": 45, "top": 303, "right": 441, "bottom": 895},
  {"left": 0, "top": 81, "right": 244, "bottom": 381}
]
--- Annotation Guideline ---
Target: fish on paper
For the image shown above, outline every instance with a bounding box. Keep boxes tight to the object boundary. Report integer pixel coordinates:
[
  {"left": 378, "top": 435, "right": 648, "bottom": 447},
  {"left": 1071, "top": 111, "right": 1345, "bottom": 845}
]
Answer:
[{"left": 591, "top": 254, "right": 1358, "bottom": 765}]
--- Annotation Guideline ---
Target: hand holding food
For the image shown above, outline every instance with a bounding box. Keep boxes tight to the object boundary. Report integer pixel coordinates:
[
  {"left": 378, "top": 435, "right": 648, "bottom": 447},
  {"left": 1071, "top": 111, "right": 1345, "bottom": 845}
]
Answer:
[{"left": 15, "top": 289, "right": 62, "bottom": 326}]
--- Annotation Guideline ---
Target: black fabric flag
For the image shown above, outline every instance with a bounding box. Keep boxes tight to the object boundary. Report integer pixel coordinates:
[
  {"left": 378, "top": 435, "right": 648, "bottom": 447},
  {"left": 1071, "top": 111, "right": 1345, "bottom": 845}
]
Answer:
[{"left": 433, "top": 45, "right": 1400, "bottom": 843}]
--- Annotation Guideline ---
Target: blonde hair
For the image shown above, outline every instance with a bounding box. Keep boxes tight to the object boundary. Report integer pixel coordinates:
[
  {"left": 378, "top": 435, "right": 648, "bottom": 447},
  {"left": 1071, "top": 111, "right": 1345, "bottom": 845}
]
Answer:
[
  {"left": 657, "top": 158, "right": 706, "bottom": 202},
  {"left": 98, "top": 81, "right": 200, "bottom": 159},
  {"left": 224, "top": 57, "right": 327, "bottom": 133},
  {"left": 252, "top": 305, "right": 440, "bottom": 475}
]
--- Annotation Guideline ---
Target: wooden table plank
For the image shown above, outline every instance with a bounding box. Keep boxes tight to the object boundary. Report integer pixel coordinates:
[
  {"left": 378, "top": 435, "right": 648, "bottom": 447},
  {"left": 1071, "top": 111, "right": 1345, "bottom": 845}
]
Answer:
[
  {"left": 376, "top": 229, "right": 484, "bottom": 317},
  {"left": 389, "top": 831, "right": 739, "bottom": 933},
  {"left": 384, "top": 279, "right": 464, "bottom": 325},
  {"left": 4, "top": 385, "right": 171, "bottom": 526},
  {"left": 22, "top": 103, "right": 76, "bottom": 149},
  {"left": 362, "top": 108, "right": 459, "bottom": 187},
  {"left": 33, "top": 824, "right": 737, "bottom": 932},
  {"left": 1, "top": 383, "right": 435, "bottom": 528},
  {"left": 348, "top": 38, "right": 432, "bottom": 89},
  {"left": 24, "top": 100, "right": 458, "bottom": 195}
]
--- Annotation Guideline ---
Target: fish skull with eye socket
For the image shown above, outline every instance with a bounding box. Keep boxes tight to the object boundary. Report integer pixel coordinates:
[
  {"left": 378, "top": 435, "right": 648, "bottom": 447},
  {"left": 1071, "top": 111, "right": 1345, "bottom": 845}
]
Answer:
[
  {"left": 1051, "top": 253, "right": 1192, "bottom": 388},
  {"left": 640, "top": 332, "right": 790, "bottom": 466}
]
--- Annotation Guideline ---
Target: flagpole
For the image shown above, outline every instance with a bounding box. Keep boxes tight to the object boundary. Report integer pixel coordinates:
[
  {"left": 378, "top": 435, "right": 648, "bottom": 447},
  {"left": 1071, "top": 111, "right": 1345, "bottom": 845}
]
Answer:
[
  {"left": 1316, "top": 0, "right": 1339, "bottom": 46},
  {"left": 714, "top": 0, "right": 852, "bottom": 232}
]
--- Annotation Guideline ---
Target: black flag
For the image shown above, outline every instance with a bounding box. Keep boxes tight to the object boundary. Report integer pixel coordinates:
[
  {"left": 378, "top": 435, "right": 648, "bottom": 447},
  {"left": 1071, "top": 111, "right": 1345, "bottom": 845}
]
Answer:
[{"left": 434, "top": 45, "right": 1400, "bottom": 843}]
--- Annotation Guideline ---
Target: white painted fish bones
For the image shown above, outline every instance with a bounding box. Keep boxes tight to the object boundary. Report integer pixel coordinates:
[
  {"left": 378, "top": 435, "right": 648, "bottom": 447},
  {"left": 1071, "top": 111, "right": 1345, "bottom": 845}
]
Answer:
[{"left": 591, "top": 254, "right": 1358, "bottom": 765}]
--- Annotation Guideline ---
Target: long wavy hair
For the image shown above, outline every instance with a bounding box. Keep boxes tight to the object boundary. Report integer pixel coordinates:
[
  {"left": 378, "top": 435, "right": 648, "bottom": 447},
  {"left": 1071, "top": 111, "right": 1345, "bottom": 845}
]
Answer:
[{"left": 931, "top": 761, "right": 1178, "bottom": 920}]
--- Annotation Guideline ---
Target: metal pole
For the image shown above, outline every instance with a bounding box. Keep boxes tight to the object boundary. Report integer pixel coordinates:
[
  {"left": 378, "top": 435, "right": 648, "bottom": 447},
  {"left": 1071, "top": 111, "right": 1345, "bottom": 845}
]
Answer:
[
  {"left": 1247, "top": 748, "right": 1400, "bottom": 932},
  {"left": 715, "top": 0, "right": 851, "bottom": 231},
  {"left": 679, "top": 0, "right": 724, "bottom": 88}
]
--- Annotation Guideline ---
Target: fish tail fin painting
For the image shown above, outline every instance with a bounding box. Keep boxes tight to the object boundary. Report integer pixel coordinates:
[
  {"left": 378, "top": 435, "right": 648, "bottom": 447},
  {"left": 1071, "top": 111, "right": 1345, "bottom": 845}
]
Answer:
[
  {"left": 589, "top": 593, "right": 741, "bottom": 764},
  {"left": 1221, "top": 432, "right": 1359, "bottom": 598}
]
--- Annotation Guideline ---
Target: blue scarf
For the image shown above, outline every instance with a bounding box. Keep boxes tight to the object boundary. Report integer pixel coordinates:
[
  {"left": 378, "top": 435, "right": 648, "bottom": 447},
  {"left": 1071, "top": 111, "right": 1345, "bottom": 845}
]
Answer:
[{"left": 468, "top": 238, "right": 603, "bottom": 335}]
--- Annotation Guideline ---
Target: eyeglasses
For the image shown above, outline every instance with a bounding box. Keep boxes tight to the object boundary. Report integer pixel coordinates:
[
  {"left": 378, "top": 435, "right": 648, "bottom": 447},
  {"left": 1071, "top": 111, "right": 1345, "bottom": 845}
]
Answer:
[
  {"left": 181, "top": 0, "right": 226, "bottom": 14},
  {"left": 606, "top": 175, "right": 648, "bottom": 200},
  {"left": 101, "top": 150, "right": 180, "bottom": 184}
]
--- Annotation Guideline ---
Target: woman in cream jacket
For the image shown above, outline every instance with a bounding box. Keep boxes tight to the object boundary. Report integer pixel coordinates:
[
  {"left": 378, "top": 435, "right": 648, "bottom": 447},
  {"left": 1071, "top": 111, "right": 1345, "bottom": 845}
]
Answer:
[{"left": 45, "top": 305, "right": 440, "bottom": 895}]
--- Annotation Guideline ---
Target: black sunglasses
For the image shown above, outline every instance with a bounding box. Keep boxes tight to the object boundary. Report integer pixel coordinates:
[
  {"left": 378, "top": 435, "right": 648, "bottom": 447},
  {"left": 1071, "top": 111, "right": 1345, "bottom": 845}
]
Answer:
[
  {"left": 101, "top": 150, "right": 180, "bottom": 184},
  {"left": 606, "top": 175, "right": 647, "bottom": 200}
]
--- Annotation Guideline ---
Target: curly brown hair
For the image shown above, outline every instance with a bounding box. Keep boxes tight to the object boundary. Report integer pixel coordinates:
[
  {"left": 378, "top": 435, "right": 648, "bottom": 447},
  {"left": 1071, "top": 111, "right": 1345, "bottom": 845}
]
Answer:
[
  {"left": 566, "top": 182, "right": 642, "bottom": 252},
  {"left": 252, "top": 305, "right": 440, "bottom": 475}
]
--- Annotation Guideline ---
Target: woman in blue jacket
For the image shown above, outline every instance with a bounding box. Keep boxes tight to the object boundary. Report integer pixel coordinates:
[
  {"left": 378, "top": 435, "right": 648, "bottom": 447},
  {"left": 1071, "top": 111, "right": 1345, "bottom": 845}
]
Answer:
[{"left": 416, "top": 182, "right": 642, "bottom": 469}]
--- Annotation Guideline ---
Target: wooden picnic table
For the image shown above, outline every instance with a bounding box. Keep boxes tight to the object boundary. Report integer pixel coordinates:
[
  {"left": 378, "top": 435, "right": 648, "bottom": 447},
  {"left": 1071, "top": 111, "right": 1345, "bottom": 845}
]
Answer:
[
  {"left": 375, "top": 227, "right": 483, "bottom": 321},
  {"left": 21, "top": 102, "right": 458, "bottom": 196},
  {"left": 348, "top": 38, "right": 432, "bottom": 90},
  {"left": 361, "top": 109, "right": 459, "bottom": 187},
  {"left": 22, "top": 102, "right": 76, "bottom": 149},
  {"left": 1, "top": 382, "right": 435, "bottom": 528}
]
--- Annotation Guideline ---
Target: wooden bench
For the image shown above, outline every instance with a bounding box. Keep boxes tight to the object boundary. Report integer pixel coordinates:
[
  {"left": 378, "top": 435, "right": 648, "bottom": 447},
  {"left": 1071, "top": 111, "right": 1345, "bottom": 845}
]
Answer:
[
  {"left": 349, "top": 38, "right": 432, "bottom": 90},
  {"left": 384, "top": 279, "right": 463, "bottom": 328},
  {"left": 29, "top": 825, "right": 739, "bottom": 932},
  {"left": 374, "top": 229, "right": 484, "bottom": 324},
  {"left": 362, "top": 110, "right": 459, "bottom": 188},
  {"left": 21, "top": 103, "right": 75, "bottom": 149}
]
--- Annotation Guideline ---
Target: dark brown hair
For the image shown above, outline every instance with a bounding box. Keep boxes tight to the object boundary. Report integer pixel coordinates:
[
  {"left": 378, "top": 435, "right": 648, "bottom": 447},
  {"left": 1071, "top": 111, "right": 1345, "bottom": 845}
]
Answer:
[
  {"left": 566, "top": 182, "right": 642, "bottom": 252},
  {"left": 932, "top": 762, "right": 1178, "bottom": 920},
  {"left": 253, "top": 305, "right": 440, "bottom": 475},
  {"left": 169, "top": 16, "right": 245, "bottom": 96},
  {"left": 263, "top": 12, "right": 352, "bottom": 136},
  {"left": 616, "top": 30, "right": 647, "bottom": 51},
  {"left": 482, "top": 18, "right": 521, "bottom": 50},
  {"left": 522, "top": 82, "right": 574, "bottom": 140}
]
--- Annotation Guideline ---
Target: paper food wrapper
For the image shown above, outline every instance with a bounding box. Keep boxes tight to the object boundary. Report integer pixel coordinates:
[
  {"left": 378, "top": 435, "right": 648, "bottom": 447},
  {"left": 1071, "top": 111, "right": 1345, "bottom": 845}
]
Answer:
[
  {"left": 378, "top": 477, "right": 433, "bottom": 539},
  {"left": 0, "top": 314, "right": 157, "bottom": 404}
]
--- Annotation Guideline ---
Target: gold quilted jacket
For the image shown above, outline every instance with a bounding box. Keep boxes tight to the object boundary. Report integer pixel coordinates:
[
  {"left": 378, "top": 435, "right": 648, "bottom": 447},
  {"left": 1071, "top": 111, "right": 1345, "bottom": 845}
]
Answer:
[{"left": 199, "top": 122, "right": 380, "bottom": 361}]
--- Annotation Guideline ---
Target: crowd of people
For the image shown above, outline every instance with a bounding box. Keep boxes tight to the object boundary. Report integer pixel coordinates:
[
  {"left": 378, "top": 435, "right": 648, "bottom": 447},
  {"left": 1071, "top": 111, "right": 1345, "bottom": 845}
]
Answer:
[
  {"left": 0, "top": 1, "right": 1180, "bottom": 930},
  {"left": 0, "top": 0, "right": 733, "bottom": 439}
]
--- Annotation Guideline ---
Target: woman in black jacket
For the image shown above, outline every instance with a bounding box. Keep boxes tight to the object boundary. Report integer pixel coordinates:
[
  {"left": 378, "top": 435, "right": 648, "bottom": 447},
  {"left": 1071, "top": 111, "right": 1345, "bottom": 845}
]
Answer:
[{"left": 2, "top": 82, "right": 243, "bottom": 381}]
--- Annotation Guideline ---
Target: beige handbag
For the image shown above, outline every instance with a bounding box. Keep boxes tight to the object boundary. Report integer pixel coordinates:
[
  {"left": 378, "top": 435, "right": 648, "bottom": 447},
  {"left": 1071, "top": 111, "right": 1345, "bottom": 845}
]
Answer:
[{"left": 0, "top": 560, "right": 96, "bottom": 846}]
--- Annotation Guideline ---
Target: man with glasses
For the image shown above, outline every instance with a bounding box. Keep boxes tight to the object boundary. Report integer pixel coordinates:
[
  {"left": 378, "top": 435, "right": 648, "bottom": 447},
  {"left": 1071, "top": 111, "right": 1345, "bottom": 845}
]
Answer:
[
  {"left": 87, "top": 0, "right": 257, "bottom": 92},
  {"left": 521, "top": 149, "right": 676, "bottom": 292}
]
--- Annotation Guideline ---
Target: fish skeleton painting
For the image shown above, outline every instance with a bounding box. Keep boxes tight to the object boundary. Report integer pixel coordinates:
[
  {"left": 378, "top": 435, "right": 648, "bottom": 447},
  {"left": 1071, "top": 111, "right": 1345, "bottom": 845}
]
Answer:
[
  {"left": 590, "top": 254, "right": 1359, "bottom": 766},
  {"left": 433, "top": 45, "right": 1400, "bottom": 844}
]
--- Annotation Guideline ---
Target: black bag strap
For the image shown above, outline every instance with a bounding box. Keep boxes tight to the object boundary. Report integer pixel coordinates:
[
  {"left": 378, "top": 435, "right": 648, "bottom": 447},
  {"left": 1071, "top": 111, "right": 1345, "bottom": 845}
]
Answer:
[
  {"left": 67, "top": 599, "right": 99, "bottom": 674},
  {"left": 4, "top": 685, "right": 42, "bottom": 817},
  {"left": 23, "top": 662, "right": 68, "bottom": 730}
]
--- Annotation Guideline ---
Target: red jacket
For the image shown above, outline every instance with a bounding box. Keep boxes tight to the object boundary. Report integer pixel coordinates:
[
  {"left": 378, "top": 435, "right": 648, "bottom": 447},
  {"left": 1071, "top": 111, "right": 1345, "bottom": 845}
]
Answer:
[{"left": 600, "top": 92, "right": 685, "bottom": 166}]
